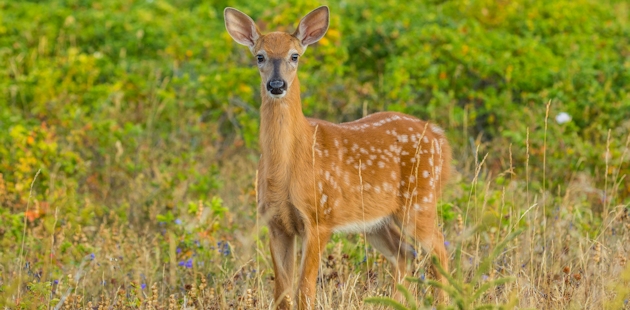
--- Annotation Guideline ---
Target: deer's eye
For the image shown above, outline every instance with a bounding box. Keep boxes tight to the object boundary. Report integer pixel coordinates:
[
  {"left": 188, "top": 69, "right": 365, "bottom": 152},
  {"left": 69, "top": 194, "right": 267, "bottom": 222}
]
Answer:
[
  {"left": 257, "top": 55, "right": 265, "bottom": 63},
  {"left": 291, "top": 53, "right": 299, "bottom": 62}
]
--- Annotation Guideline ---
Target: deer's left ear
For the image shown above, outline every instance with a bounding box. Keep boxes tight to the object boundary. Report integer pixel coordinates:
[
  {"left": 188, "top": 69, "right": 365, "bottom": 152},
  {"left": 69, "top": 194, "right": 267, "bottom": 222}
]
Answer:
[{"left": 294, "top": 6, "right": 329, "bottom": 47}]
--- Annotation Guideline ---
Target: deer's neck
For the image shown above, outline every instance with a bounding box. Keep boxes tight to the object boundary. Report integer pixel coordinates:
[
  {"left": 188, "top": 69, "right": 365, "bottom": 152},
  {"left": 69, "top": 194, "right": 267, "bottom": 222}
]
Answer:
[{"left": 259, "top": 78, "right": 313, "bottom": 188}]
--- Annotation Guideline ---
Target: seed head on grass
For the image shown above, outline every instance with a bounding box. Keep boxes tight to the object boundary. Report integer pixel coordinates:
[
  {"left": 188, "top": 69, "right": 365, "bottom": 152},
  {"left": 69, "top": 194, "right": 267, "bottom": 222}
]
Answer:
[
  {"left": 617, "top": 254, "right": 627, "bottom": 267},
  {"left": 209, "top": 287, "right": 215, "bottom": 300},
  {"left": 149, "top": 282, "right": 158, "bottom": 307},
  {"left": 593, "top": 243, "right": 601, "bottom": 264},
  {"left": 199, "top": 275, "right": 207, "bottom": 291},
  {"left": 168, "top": 294, "right": 177, "bottom": 310},
  {"left": 188, "top": 285, "right": 198, "bottom": 306},
  {"left": 246, "top": 289, "right": 253, "bottom": 308}
]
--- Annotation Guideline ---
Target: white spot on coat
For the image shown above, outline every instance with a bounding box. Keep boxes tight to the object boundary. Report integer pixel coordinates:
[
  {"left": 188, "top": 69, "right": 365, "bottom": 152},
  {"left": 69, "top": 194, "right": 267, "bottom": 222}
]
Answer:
[
  {"left": 320, "top": 194, "right": 328, "bottom": 206},
  {"left": 431, "top": 124, "right": 444, "bottom": 134}
]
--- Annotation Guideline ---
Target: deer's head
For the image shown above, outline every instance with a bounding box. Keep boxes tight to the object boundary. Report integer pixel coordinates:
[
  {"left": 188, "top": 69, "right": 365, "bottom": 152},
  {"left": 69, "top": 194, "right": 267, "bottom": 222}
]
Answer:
[{"left": 224, "top": 6, "right": 329, "bottom": 99}]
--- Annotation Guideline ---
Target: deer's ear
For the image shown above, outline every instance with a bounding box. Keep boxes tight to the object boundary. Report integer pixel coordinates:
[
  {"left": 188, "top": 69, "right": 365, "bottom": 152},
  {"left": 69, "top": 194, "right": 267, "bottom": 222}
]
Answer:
[
  {"left": 294, "top": 6, "right": 329, "bottom": 47},
  {"left": 224, "top": 7, "right": 261, "bottom": 51}
]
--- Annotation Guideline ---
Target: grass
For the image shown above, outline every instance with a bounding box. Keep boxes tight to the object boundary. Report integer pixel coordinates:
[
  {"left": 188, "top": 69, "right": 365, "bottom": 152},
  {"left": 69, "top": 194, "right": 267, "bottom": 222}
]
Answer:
[
  {"left": 1, "top": 2, "right": 629, "bottom": 308},
  {"left": 1, "top": 109, "right": 629, "bottom": 309}
]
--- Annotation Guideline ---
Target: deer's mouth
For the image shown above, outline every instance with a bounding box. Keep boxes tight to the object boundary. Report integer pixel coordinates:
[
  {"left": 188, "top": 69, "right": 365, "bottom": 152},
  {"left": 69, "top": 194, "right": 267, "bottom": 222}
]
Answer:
[
  {"left": 269, "top": 88, "right": 285, "bottom": 95},
  {"left": 267, "top": 89, "right": 287, "bottom": 99}
]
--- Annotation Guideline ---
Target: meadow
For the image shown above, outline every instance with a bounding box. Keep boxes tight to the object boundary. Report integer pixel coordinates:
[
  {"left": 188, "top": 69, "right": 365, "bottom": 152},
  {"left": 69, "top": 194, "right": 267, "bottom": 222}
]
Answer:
[{"left": 1, "top": 0, "right": 629, "bottom": 309}]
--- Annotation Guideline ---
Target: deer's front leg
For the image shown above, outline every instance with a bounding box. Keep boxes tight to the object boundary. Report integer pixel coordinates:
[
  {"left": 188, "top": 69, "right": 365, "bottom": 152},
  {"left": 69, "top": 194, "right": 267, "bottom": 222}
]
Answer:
[
  {"left": 297, "top": 228, "right": 331, "bottom": 310},
  {"left": 269, "top": 221, "right": 296, "bottom": 309}
]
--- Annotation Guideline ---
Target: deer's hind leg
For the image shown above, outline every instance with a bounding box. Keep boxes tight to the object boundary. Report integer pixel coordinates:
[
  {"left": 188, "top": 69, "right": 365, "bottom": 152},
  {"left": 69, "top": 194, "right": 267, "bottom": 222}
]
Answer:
[
  {"left": 394, "top": 205, "right": 449, "bottom": 302},
  {"left": 367, "top": 222, "right": 416, "bottom": 280}
]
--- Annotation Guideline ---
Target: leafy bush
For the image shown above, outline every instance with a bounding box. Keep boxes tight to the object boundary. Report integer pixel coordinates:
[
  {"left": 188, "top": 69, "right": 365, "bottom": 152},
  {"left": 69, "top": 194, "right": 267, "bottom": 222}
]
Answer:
[{"left": 0, "top": 0, "right": 629, "bottom": 308}]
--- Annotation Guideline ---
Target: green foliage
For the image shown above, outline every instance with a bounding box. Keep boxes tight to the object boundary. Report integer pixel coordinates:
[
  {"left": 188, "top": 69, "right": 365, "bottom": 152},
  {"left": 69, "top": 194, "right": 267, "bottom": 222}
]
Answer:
[
  {"left": 366, "top": 229, "right": 522, "bottom": 310},
  {"left": 0, "top": 0, "right": 629, "bottom": 307}
]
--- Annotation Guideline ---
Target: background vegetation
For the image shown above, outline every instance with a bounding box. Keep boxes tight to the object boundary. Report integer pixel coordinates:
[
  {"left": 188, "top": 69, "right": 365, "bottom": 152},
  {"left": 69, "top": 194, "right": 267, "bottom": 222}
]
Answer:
[{"left": 1, "top": 0, "right": 629, "bottom": 308}]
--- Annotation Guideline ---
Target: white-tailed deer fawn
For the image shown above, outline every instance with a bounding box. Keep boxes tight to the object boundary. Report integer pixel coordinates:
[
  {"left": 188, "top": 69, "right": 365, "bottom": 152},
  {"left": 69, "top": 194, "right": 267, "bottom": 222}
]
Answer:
[{"left": 225, "top": 6, "right": 451, "bottom": 309}]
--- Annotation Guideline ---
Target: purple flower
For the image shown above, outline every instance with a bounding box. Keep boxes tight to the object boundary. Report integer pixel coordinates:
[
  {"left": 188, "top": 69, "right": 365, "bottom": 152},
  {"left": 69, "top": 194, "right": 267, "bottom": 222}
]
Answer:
[
  {"left": 444, "top": 241, "right": 450, "bottom": 247},
  {"left": 175, "top": 219, "right": 182, "bottom": 225},
  {"left": 482, "top": 274, "right": 489, "bottom": 281},
  {"left": 222, "top": 242, "right": 231, "bottom": 256},
  {"left": 141, "top": 283, "right": 147, "bottom": 290},
  {"left": 179, "top": 258, "right": 193, "bottom": 268},
  {"left": 90, "top": 253, "right": 95, "bottom": 260},
  {"left": 176, "top": 247, "right": 182, "bottom": 254},
  {"left": 53, "top": 280, "right": 59, "bottom": 285}
]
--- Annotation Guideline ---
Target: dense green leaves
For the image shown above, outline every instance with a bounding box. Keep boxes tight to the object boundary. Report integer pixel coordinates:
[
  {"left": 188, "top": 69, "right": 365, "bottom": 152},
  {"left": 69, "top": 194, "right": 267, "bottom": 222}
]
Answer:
[
  {"left": 1, "top": 0, "right": 628, "bottom": 225},
  {"left": 1, "top": 0, "right": 629, "bottom": 307}
]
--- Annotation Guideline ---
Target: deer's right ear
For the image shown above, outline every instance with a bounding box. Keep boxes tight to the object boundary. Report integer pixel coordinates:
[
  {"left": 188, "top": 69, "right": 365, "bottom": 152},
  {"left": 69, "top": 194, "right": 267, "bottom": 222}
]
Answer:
[{"left": 224, "top": 8, "right": 261, "bottom": 51}]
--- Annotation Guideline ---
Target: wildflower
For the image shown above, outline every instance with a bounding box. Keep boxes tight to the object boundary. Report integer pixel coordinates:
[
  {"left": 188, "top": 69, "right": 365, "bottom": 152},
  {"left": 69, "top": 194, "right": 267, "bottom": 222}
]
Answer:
[
  {"left": 90, "top": 253, "right": 95, "bottom": 260},
  {"left": 175, "top": 218, "right": 183, "bottom": 225},
  {"left": 444, "top": 241, "right": 450, "bottom": 247},
  {"left": 141, "top": 283, "right": 147, "bottom": 290},
  {"left": 555, "top": 112, "right": 571, "bottom": 124},
  {"left": 482, "top": 274, "right": 489, "bottom": 281},
  {"left": 222, "top": 242, "right": 231, "bottom": 256},
  {"left": 178, "top": 258, "right": 193, "bottom": 268},
  {"left": 176, "top": 247, "right": 182, "bottom": 254},
  {"left": 53, "top": 279, "right": 59, "bottom": 285}
]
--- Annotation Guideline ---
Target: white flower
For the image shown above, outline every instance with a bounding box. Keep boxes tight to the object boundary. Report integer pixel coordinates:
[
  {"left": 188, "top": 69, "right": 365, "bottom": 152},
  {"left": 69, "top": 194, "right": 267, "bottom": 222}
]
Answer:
[{"left": 555, "top": 112, "right": 571, "bottom": 124}]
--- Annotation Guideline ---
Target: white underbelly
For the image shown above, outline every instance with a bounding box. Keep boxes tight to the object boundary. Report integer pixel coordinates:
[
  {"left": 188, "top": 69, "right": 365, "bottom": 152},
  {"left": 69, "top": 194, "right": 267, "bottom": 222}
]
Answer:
[{"left": 332, "top": 216, "right": 390, "bottom": 234}]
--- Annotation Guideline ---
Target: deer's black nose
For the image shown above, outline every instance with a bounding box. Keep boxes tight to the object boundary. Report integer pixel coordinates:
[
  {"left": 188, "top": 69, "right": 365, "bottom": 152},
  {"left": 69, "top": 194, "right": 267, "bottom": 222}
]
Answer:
[
  {"left": 269, "top": 80, "right": 284, "bottom": 88},
  {"left": 267, "top": 79, "right": 287, "bottom": 95}
]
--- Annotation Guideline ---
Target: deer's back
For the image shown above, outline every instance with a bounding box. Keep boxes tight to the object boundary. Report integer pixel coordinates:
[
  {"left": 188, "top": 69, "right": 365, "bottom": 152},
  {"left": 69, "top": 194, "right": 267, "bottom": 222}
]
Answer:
[{"left": 307, "top": 112, "right": 451, "bottom": 231}]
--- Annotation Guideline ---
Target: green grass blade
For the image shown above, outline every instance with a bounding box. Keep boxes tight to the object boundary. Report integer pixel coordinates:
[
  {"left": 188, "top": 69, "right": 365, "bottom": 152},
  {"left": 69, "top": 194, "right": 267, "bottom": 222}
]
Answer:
[
  {"left": 395, "top": 284, "right": 417, "bottom": 310},
  {"left": 470, "top": 277, "right": 515, "bottom": 302},
  {"left": 431, "top": 255, "right": 464, "bottom": 294},
  {"left": 471, "top": 229, "right": 523, "bottom": 284},
  {"left": 364, "top": 297, "right": 411, "bottom": 310}
]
